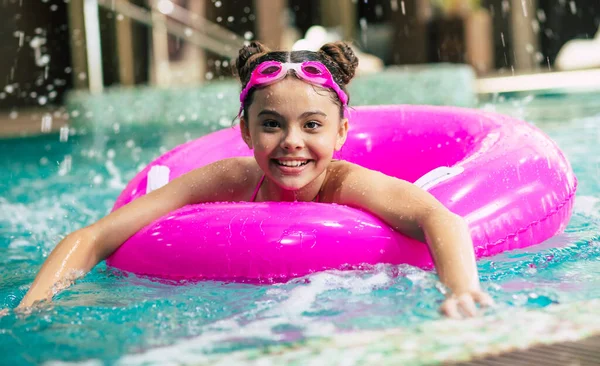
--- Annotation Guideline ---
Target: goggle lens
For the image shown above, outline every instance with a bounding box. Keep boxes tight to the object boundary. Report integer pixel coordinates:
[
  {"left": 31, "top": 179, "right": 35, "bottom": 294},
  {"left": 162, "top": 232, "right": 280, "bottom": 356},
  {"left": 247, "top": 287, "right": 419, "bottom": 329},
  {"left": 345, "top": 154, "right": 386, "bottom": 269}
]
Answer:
[
  {"left": 302, "top": 65, "right": 322, "bottom": 75},
  {"left": 259, "top": 65, "right": 281, "bottom": 75}
]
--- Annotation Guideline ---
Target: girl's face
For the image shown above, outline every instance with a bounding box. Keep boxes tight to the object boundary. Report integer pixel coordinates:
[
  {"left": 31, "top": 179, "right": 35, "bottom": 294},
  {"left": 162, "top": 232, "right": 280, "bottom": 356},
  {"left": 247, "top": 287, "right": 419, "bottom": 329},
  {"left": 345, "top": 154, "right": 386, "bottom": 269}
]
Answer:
[{"left": 241, "top": 77, "right": 348, "bottom": 191}]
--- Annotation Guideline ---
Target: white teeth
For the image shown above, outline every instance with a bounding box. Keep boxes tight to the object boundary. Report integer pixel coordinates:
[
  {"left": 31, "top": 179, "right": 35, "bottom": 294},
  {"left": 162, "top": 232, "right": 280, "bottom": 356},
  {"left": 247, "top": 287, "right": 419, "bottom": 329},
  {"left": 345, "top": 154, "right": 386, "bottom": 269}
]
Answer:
[{"left": 276, "top": 160, "right": 309, "bottom": 167}]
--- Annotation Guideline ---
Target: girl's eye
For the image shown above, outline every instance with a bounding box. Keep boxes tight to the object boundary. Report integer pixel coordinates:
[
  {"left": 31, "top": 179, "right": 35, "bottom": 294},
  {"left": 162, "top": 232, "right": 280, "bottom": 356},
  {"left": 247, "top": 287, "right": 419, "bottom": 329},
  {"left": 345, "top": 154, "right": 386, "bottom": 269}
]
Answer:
[
  {"left": 262, "top": 120, "right": 280, "bottom": 129},
  {"left": 305, "top": 121, "right": 320, "bottom": 130}
]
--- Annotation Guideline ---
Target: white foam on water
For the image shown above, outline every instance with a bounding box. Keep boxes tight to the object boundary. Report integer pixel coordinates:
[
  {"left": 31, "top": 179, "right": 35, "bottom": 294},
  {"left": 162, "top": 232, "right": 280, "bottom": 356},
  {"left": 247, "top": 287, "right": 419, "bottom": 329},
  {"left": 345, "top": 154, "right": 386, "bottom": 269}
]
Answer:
[
  {"left": 107, "top": 268, "right": 397, "bottom": 366},
  {"left": 574, "top": 195, "right": 600, "bottom": 218}
]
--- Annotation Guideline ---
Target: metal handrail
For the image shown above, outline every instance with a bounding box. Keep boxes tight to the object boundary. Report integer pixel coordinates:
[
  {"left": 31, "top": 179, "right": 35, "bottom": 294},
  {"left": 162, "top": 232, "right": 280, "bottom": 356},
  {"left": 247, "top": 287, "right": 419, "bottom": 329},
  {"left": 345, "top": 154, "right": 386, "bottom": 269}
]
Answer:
[{"left": 96, "top": 0, "right": 244, "bottom": 58}]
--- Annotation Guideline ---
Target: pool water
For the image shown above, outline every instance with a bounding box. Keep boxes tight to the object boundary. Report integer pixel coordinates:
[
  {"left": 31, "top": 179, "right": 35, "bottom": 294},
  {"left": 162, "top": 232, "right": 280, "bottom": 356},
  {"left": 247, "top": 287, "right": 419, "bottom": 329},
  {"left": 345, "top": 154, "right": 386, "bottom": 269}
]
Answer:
[{"left": 2, "top": 92, "right": 600, "bottom": 365}]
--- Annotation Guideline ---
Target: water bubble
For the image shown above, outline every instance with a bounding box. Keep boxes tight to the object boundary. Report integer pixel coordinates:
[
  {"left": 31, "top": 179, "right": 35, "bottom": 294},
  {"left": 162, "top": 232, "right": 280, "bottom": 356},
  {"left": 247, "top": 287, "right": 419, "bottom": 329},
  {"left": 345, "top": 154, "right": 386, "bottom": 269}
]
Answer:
[
  {"left": 244, "top": 31, "right": 253, "bottom": 40},
  {"left": 126, "top": 139, "right": 135, "bottom": 148},
  {"left": 214, "top": 1, "right": 222, "bottom": 7},
  {"left": 501, "top": 0, "right": 510, "bottom": 14},
  {"left": 525, "top": 44, "right": 534, "bottom": 53},
  {"left": 359, "top": 18, "right": 367, "bottom": 30},
  {"left": 117, "top": 14, "right": 124, "bottom": 21},
  {"left": 227, "top": 16, "right": 234, "bottom": 22},
  {"left": 38, "top": 96, "right": 48, "bottom": 105},
  {"left": 64, "top": 67, "right": 72, "bottom": 74},
  {"left": 537, "top": 9, "right": 546, "bottom": 22},
  {"left": 71, "top": 110, "right": 80, "bottom": 118},
  {"left": 50, "top": 4, "right": 58, "bottom": 11},
  {"left": 569, "top": 1, "right": 576, "bottom": 14},
  {"left": 218, "top": 117, "right": 229, "bottom": 127},
  {"left": 41, "top": 114, "right": 52, "bottom": 132},
  {"left": 157, "top": 0, "right": 174, "bottom": 14},
  {"left": 40, "top": 157, "right": 49, "bottom": 165},
  {"left": 59, "top": 126, "right": 69, "bottom": 142},
  {"left": 184, "top": 27, "right": 193, "bottom": 37},
  {"left": 35, "top": 27, "right": 43, "bottom": 34},
  {"left": 58, "top": 155, "right": 72, "bottom": 176},
  {"left": 93, "top": 175, "right": 104, "bottom": 185},
  {"left": 535, "top": 52, "right": 544, "bottom": 62},
  {"left": 9, "top": 111, "right": 18, "bottom": 119},
  {"left": 216, "top": 16, "right": 222, "bottom": 22},
  {"left": 4, "top": 85, "right": 14, "bottom": 93},
  {"left": 49, "top": 91, "right": 57, "bottom": 99},
  {"left": 78, "top": 72, "right": 87, "bottom": 80},
  {"left": 205, "top": 71, "right": 214, "bottom": 80},
  {"left": 531, "top": 20, "right": 540, "bottom": 34},
  {"left": 107, "top": 149, "right": 116, "bottom": 159},
  {"left": 0, "top": 92, "right": 4, "bottom": 99}
]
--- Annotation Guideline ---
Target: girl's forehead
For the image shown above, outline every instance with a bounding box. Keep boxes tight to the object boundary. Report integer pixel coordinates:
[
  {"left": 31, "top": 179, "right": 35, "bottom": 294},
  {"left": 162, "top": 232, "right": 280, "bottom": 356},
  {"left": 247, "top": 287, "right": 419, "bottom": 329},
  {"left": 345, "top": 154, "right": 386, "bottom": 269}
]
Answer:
[{"left": 252, "top": 78, "right": 338, "bottom": 110}]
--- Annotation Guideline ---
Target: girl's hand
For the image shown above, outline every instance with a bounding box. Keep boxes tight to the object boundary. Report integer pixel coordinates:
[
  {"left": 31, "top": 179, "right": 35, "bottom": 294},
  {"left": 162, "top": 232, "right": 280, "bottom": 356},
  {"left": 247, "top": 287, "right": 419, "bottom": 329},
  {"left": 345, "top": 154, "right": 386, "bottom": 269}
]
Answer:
[{"left": 440, "top": 290, "right": 494, "bottom": 318}]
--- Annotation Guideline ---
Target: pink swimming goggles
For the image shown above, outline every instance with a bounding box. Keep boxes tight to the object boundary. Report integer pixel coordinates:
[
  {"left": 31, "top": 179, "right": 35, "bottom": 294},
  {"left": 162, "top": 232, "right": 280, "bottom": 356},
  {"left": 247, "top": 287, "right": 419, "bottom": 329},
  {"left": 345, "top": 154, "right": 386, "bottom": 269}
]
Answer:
[{"left": 239, "top": 61, "right": 349, "bottom": 112}]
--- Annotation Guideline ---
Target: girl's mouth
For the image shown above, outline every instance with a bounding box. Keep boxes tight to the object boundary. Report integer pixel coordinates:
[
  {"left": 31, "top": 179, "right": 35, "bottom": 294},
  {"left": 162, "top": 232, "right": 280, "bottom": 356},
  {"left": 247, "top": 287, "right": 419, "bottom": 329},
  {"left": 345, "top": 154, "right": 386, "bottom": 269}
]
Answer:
[{"left": 273, "top": 159, "right": 311, "bottom": 167}]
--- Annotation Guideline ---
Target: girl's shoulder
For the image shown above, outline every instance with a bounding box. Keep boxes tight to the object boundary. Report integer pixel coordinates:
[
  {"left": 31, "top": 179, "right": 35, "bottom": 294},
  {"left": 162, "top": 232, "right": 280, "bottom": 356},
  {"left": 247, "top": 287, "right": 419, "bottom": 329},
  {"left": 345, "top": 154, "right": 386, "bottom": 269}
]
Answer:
[
  {"left": 185, "top": 157, "right": 262, "bottom": 202},
  {"left": 323, "top": 160, "right": 370, "bottom": 194},
  {"left": 326, "top": 160, "right": 368, "bottom": 181}
]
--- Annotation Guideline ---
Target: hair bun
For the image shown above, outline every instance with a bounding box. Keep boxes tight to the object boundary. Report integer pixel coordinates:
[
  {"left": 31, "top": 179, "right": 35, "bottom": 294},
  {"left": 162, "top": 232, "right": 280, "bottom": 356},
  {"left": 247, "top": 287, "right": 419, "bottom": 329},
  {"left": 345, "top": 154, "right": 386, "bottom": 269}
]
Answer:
[
  {"left": 318, "top": 42, "right": 359, "bottom": 84},
  {"left": 235, "top": 41, "right": 271, "bottom": 84}
]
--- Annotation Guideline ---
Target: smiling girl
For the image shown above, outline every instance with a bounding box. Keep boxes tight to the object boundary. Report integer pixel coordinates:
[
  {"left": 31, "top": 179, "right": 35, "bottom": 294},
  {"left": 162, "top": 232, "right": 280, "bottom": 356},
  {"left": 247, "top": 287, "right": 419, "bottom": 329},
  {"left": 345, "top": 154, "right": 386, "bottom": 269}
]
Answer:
[{"left": 19, "top": 41, "right": 492, "bottom": 318}]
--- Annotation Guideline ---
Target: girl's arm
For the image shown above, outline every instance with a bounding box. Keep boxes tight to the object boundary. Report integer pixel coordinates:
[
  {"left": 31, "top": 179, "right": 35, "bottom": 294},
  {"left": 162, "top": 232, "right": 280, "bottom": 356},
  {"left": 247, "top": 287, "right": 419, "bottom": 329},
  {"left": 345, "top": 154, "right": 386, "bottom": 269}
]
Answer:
[
  {"left": 331, "top": 165, "right": 493, "bottom": 318},
  {"left": 19, "top": 158, "right": 253, "bottom": 308}
]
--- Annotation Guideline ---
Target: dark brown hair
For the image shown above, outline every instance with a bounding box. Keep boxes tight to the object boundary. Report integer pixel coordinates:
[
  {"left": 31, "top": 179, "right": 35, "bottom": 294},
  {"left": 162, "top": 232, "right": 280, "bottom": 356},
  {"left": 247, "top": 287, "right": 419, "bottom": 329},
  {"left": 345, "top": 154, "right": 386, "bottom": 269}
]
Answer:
[{"left": 234, "top": 41, "right": 359, "bottom": 119}]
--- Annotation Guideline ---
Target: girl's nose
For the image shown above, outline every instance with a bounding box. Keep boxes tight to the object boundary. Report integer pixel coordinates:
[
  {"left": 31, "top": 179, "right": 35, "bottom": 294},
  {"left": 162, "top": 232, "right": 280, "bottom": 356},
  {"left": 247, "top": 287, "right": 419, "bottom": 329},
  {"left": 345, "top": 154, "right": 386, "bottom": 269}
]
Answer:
[{"left": 281, "top": 128, "right": 304, "bottom": 150}]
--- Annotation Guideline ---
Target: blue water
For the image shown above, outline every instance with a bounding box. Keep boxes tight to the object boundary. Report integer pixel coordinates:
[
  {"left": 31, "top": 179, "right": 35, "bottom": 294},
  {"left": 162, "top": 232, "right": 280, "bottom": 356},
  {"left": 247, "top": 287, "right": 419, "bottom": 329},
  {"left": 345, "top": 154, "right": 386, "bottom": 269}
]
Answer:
[{"left": 2, "top": 93, "right": 600, "bottom": 365}]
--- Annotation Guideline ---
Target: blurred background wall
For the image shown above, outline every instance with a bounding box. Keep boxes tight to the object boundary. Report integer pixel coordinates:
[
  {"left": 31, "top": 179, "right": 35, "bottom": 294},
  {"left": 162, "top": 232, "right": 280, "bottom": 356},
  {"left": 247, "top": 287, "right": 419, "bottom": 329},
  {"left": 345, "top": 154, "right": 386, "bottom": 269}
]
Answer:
[{"left": 0, "top": 0, "right": 599, "bottom": 113}]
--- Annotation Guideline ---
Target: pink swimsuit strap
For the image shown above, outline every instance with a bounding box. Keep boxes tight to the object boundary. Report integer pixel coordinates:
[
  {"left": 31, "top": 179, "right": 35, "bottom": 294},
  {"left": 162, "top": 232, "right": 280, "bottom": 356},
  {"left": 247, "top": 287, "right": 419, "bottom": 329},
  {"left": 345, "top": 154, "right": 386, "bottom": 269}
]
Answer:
[
  {"left": 250, "top": 175, "right": 266, "bottom": 202},
  {"left": 250, "top": 175, "right": 320, "bottom": 202}
]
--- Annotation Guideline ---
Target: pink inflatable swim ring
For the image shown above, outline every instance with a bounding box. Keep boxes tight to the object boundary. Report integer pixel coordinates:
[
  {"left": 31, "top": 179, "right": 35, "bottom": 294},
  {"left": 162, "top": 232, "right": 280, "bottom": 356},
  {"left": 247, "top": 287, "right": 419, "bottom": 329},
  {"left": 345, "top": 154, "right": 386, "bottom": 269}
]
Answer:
[{"left": 106, "top": 105, "right": 577, "bottom": 282}]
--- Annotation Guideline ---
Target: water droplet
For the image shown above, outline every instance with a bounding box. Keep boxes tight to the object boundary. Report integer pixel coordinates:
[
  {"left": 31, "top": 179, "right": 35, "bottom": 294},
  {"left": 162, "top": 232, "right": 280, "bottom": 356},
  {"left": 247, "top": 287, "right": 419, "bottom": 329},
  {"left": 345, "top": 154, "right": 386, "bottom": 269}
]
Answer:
[
  {"left": 4, "top": 85, "right": 14, "bottom": 93},
  {"left": 227, "top": 16, "right": 234, "bottom": 22},
  {"left": 41, "top": 114, "right": 52, "bottom": 132},
  {"left": 215, "top": 0, "right": 222, "bottom": 7},
  {"left": 59, "top": 126, "right": 69, "bottom": 142},
  {"left": 9, "top": 111, "right": 18, "bottom": 119},
  {"left": 205, "top": 71, "right": 214, "bottom": 80},
  {"left": 244, "top": 31, "right": 253, "bottom": 40},
  {"left": 219, "top": 117, "right": 229, "bottom": 127},
  {"left": 38, "top": 95, "right": 48, "bottom": 105}
]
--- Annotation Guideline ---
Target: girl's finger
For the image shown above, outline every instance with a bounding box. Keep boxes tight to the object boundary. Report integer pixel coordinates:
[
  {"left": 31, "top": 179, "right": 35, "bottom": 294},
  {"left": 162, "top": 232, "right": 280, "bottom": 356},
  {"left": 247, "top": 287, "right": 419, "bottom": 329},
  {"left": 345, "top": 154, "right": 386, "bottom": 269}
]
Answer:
[
  {"left": 473, "top": 291, "right": 495, "bottom": 307},
  {"left": 440, "top": 298, "right": 461, "bottom": 319},
  {"left": 457, "top": 294, "right": 477, "bottom": 317}
]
